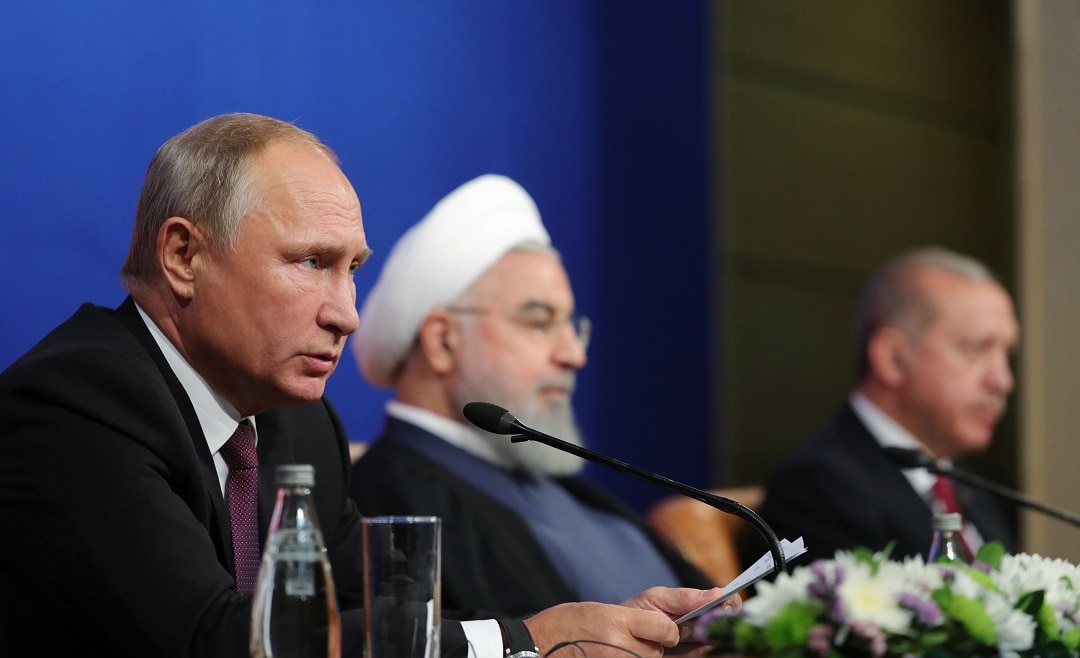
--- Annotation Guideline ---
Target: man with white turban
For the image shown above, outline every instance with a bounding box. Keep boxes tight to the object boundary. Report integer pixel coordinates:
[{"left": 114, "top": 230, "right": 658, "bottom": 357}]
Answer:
[{"left": 349, "top": 174, "right": 713, "bottom": 618}]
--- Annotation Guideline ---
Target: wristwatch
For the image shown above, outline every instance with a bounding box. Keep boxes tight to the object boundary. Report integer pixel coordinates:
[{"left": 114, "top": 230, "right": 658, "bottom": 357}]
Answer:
[{"left": 497, "top": 618, "right": 541, "bottom": 658}]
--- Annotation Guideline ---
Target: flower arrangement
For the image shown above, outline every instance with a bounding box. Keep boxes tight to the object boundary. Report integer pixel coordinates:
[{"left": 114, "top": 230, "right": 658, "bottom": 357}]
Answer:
[{"left": 694, "top": 543, "right": 1080, "bottom": 658}]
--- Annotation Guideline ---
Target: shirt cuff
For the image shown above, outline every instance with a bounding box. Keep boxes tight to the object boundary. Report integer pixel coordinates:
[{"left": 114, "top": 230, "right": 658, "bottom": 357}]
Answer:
[{"left": 461, "top": 619, "right": 504, "bottom": 658}]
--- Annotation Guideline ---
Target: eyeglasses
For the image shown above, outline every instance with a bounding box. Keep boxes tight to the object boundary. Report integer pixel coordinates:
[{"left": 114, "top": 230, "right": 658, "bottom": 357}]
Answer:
[{"left": 447, "top": 302, "right": 592, "bottom": 352}]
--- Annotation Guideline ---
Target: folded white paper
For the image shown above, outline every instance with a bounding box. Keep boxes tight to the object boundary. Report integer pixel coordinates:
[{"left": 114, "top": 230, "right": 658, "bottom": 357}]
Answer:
[{"left": 674, "top": 536, "right": 807, "bottom": 625}]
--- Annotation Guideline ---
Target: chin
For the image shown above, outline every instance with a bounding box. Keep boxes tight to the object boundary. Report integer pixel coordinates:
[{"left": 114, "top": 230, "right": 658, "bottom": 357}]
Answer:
[
  {"left": 955, "top": 433, "right": 994, "bottom": 457},
  {"left": 277, "top": 383, "right": 328, "bottom": 407}
]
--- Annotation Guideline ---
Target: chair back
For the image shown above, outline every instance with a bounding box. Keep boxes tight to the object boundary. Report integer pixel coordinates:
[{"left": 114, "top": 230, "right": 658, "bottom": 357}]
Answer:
[{"left": 647, "top": 485, "right": 764, "bottom": 586}]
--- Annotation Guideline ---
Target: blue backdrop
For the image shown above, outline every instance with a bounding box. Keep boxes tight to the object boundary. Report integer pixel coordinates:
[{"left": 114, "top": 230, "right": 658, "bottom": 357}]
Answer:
[{"left": 0, "top": 1, "right": 712, "bottom": 512}]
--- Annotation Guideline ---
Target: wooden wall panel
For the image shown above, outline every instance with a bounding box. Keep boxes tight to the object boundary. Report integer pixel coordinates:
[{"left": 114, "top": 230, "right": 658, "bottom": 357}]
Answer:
[{"left": 712, "top": 1, "right": 1016, "bottom": 502}]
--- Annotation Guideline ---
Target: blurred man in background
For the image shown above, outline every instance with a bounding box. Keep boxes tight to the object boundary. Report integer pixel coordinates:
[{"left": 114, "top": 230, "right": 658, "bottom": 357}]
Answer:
[{"left": 748, "top": 247, "right": 1019, "bottom": 564}]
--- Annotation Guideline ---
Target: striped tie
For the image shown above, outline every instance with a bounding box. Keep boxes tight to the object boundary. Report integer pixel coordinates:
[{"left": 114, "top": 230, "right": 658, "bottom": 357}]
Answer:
[{"left": 220, "top": 421, "right": 260, "bottom": 593}]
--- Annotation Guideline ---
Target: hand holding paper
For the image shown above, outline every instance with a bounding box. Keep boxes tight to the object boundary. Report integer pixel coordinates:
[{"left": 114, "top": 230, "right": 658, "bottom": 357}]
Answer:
[{"left": 674, "top": 536, "right": 807, "bottom": 625}]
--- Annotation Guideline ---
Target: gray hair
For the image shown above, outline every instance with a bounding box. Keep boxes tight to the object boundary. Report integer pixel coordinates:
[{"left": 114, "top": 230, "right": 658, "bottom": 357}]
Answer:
[
  {"left": 119, "top": 113, "right": 337, "bottom": 291},
  {"left": 852, "top": 247, "right": 996, "bottom": 378}
]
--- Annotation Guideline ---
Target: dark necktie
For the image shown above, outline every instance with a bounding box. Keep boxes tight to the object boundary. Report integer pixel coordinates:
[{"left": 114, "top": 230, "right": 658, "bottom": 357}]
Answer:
[{"left": 220, "top": 421, "right": 260, "bottom": 593}]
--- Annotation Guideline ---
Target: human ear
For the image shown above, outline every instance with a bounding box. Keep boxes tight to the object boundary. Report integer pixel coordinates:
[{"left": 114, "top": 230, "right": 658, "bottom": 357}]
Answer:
[
  {"left": 867, "top": 327, "right": 911, "bottom": 387},
  {"left": 157, "top": 217, "right": 202, "bottom": 300},
  {"left": 416, "top": 310, "right": 459, "bottom": 375}
]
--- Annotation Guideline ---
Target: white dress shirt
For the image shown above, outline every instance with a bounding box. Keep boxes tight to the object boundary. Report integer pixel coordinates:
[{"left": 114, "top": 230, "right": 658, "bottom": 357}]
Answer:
[
  {"left": 136, "top": 303, "right": 252, "bottom": 495},
  {"left": 849, "top": 391, "right": 984, "bottom": 549}
]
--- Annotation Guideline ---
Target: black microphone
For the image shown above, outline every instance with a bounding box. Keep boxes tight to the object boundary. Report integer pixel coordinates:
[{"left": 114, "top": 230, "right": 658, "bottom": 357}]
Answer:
[
  {"left": 884, "top": 446, "right": 1080, "bottom": 530},
  {"left": 462, "top": 401, "right": 787, "bottom": 574},
  {"left": 882, "top": 446, "right": 938, "bottom": 471}
]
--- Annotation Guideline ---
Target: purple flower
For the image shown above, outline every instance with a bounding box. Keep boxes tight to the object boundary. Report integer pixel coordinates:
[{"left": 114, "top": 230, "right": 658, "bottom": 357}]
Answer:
[
  {"left": 688, "top": 620, "right": 712, "bottom": 644},
  {"left": 808, "top": 623, "right": 834, "bottom": 657},
  {"left": 690, "top": 604, "right": 742, "bottom": 643},
  {"left": 850, "top": 620, "right": 886, "bottom": 658},
  {"left": 807, "top": 561, "right": 849, "bottom": 622},
  {"left": 811, "top": 559, "right": 845, "bottom": 585},
  {"left": 807, "top": 580, "right": 832, "bottom": 601},
  {"left": 899, "top": 591, "right": 942, "bottom": 625}
]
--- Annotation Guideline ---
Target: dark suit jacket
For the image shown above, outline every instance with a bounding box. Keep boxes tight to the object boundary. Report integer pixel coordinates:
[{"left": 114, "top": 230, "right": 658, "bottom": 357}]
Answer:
[
  {"left": 0, "top": 298, "right": 468, "bottom": 657},
  {"left": 349, "top": 417, "right": 713, "bottom": 618},
  {"left": 745, "top": 404, "right": 1016, "bottom": 567}
]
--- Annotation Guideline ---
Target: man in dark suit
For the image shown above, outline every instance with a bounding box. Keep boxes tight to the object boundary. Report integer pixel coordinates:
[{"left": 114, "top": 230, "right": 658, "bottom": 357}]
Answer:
[
  {"left": 749, "top": 247, "right": 1019, "bottom": 565},
  {"left": 348, "top": 175, "right": 715, "bottom": 618},
  {"left": 0, "top": 114, "right": 720, "bottom": 658}
]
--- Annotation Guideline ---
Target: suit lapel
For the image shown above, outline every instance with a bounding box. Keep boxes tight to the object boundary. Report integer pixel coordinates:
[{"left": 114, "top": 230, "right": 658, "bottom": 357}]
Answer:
[
  {"left": 954, "top": 480, "right": 1017, "bottom": 552},
  {"left": 112, "top": 297, "right": 234, "bottom": 569},
  {"left": 840, "top": 407, "right": 940, "bottom": 555},
  {"left": 254, "top": 409, "right": 284, "bottom": 547}
]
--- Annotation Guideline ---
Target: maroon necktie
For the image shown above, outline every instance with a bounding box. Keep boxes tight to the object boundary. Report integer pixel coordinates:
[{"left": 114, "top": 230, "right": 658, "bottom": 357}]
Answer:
[
  {"left": 220, "top": 421, "right": 260, "bottom": 593},
  {"left": 932, "top": 474, "right": 977, "bottom": 553},
  {"left": 932, "top": 475, "right": 963, "bottom": 515}
]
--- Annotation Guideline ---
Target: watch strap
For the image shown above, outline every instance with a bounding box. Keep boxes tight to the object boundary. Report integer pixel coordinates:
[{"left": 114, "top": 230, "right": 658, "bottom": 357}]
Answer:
[{"left": 497, "top": 618, "right": 540, "bottom": 658}]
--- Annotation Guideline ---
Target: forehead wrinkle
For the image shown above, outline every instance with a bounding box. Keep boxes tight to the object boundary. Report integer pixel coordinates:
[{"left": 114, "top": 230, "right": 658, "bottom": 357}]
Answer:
[
  {"left": 265, "top": 171, "right": 356, "bottom": 211},
  {"left": 252, "top": 143, "right": 357, "bottom": 208}
]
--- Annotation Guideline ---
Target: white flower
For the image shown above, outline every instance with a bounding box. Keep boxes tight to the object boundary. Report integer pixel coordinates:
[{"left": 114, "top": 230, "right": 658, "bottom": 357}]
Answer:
[
  {"left": 707, "top": 548, "right": 1080, "bottom": 657},
  {"left": 898, "top": 554, "right": 944, "bottom": 595},
  {"left": 949, "top": 569, "right": 983, "bottom": 599},
  {"left": 995, "top": 552, "right": 1080, "bottom": 635},
  {"left": 983, "top": 590, "right": 1036, "bottom": 652},
  {"left": 835, "top": 557, "right": 913, "bottom": 634},
  {"left": 742, "top": 566, "right": 815, "bottom": 626}
]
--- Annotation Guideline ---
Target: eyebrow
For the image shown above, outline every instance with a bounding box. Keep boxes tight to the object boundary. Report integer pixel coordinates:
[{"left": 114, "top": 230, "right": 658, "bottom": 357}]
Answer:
[
  {"left": 515, "top": 299, "right": 566, "bottom": 316},
  {"left": 305, "top": 241, "right": 373, "bottom": 266}
]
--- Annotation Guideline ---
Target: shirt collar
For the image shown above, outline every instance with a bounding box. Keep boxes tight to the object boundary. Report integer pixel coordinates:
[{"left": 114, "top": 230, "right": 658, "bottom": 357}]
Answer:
[
  {"left": 849, "top": 391, "right": 938, "bottom": 498},
  {"left": 386, "top": 400, "right": 512, "bottom": 469},
  {"left": 135, "top": 303, "right": 256, "bottom": 455}
]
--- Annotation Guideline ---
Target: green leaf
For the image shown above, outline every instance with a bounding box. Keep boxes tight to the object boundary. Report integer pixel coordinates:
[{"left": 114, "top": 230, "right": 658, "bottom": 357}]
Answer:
[
  {"left": 1036, "top": 597, "right": 1062, "bottom": 640},
  {"left": 850, "top": 546, "right": 876, "bottom": 564},
  {"left": 963, "top": 567, "right": 999, "bottom": 595},
  {"left": 974, "top": 540, "right": 1005, "bottom": 569},
  {"left": 732, "top": 620, "right": 767, "bottom": 655},
  {"left": 1062, "top": 626, "right": 1080, "bottom": 651},
  {"left": 942, "top": 594, "right": 996, "bottom": 645},
  {"left": 919, "top": 628, "right": 951, "bottom": 647},
  {"left": 761, "top": 603, "right": 819, "bottom": 650}
]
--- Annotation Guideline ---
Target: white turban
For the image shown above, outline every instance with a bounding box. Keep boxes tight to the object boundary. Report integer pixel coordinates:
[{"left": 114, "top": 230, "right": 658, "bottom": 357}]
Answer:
[{"left": 352, "top": 174, "right": 551, "bottom": 388}]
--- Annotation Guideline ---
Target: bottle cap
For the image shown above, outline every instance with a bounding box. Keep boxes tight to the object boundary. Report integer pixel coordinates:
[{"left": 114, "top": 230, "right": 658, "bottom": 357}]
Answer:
[
  {"left": 275, "top": 463, "right": 315, "bottom": 488},
  {"left": 933, "top": 512, "right": 963, "bottom": 532}
]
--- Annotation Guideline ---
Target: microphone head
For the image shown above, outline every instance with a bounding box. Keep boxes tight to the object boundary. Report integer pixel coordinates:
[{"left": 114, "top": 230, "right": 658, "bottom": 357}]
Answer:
[
  {"left": 882, "top": 446, "right": 940, "bottom": 472},
  {"left": 463, "top": 402, "right": 522, "bottom": 435}
]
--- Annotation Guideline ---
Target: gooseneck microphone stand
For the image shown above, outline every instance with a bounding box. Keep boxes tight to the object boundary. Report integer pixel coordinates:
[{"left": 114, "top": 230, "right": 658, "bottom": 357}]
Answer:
[{"left": 463, "top": 401, "right": 787, "bottom": 575}]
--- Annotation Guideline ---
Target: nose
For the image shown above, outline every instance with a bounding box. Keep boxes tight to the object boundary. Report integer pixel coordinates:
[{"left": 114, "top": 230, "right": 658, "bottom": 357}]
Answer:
[
  {"left": 320, "top": 274, "right": 360, "bottom": 336},
  {"left": 987, "top": 348, "right": 1014, "bottom": 396},
  {"left": 552, "top": 321, "right": 587, "bottom": 370}
]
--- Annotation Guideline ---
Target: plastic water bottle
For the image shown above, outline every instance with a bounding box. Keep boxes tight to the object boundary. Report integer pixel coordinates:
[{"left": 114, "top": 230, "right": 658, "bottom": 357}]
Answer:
[
  {"left": 251, "top": 464, "right": 341, "bottom": 658},
  {"left": 927, "top": 512, "right": 973, "bottom": 565}
]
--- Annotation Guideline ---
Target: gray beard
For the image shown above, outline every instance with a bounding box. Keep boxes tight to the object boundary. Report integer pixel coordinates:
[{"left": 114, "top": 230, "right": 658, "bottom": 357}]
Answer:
[
  {"left": 453, "top": 381, "right": 586, "bottom": 476},
  {"left": 481, "top": 400, "right": 586, "bottom": 477},
  {"left": 455, "top": 393, "right": 587, "bottom": 475}
]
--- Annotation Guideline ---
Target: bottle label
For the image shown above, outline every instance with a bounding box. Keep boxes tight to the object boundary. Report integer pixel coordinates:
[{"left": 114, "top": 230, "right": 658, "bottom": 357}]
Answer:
[{"left": 280, "top": 554, "right": 321, "bottom": 598}]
